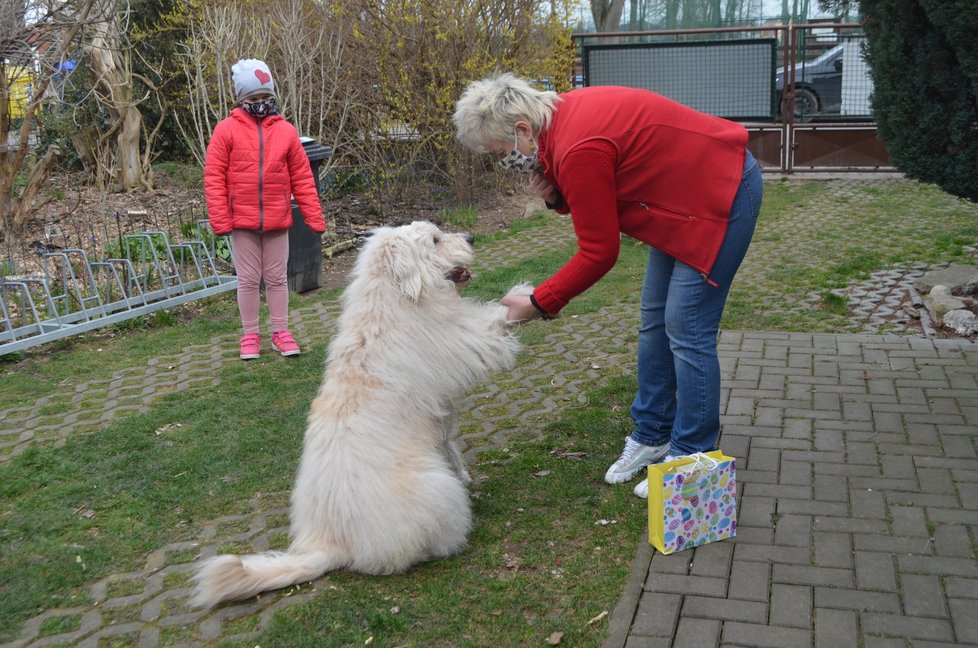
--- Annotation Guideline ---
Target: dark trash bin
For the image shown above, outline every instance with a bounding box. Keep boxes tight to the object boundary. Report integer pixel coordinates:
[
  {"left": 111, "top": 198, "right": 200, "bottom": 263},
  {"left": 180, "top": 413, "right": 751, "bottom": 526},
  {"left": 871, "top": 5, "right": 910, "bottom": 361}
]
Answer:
[{"left": 287, "top": 137, "right": 333, "bottom": 293}]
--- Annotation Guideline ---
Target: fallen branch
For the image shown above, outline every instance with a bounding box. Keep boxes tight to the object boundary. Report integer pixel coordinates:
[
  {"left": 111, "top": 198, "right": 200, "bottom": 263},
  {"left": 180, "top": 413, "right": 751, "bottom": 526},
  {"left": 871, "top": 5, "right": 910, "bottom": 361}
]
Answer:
[{"left": 324, "top": 238, "right": 357, "bottom": 259}]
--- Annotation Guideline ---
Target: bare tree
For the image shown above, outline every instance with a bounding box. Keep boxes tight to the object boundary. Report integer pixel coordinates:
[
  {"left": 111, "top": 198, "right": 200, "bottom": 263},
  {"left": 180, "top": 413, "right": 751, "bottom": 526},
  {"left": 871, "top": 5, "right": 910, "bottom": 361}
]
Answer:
[
  {"left": 175, "top": 0, "right": 575, "bottom": 210},
  {"left": 0, "top": 0, "right": 96, "bottom": 234},
  {"left": 175, "top": 0, "right": 361, "bottom": 176},
  {"left": 174, "top": 3, "right": 255, "bottom": 166}
]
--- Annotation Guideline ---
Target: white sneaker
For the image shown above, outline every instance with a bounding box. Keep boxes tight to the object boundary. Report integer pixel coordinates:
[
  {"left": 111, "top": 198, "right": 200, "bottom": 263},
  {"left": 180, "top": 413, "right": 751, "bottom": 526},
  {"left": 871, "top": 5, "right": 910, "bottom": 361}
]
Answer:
[
  {"left": 633, "top": 478, "right": 649, "bottom": 498},
  {"left": 604, "top": 437, "right": 670, "bottom": 484},
  {"left": 633, "top": 455, "right": 679, "bottom": 499}
]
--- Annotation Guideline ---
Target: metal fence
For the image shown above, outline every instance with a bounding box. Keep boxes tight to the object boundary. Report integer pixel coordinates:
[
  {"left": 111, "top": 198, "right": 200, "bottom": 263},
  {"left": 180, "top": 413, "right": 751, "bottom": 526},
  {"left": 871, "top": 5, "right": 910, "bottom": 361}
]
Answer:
[{"left": 573, "top": 23, "right": 890, "bottom": 172}]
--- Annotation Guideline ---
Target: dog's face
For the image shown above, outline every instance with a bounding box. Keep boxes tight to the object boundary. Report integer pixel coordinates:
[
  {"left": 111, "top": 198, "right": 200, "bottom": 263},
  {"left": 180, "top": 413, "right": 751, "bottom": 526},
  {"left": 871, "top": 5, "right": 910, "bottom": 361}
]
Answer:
[{"left": 357, "top": 221, "right": 475, "bottom": 300}]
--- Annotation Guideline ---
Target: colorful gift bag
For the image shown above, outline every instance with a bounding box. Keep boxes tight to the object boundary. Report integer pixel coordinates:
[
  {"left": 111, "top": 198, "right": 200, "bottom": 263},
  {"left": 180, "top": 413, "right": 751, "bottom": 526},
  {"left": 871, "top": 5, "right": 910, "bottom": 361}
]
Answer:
[{"left": 648, "top": 451, "right": 737, "bottom": 554}]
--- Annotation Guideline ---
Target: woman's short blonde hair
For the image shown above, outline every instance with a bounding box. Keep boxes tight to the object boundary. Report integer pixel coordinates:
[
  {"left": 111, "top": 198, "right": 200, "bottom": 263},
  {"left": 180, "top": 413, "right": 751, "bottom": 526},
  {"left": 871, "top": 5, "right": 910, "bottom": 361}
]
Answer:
[{"left": 453, "top": 73, "right": 561, "bottom": 153}]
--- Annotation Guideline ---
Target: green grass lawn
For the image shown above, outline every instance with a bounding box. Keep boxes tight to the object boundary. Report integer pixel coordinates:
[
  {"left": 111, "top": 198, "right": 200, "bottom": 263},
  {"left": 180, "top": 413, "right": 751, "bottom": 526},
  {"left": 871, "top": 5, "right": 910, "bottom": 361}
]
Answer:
[{"left": 1, "top": 175, "right": 977, "bottom": 646}]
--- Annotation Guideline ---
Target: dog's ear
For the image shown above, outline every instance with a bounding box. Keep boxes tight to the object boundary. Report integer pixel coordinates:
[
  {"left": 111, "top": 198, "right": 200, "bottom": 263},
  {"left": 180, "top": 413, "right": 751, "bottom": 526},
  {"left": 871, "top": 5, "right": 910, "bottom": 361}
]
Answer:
[{"left": 382, "top": 235, "right": 424, "bottom": 300}]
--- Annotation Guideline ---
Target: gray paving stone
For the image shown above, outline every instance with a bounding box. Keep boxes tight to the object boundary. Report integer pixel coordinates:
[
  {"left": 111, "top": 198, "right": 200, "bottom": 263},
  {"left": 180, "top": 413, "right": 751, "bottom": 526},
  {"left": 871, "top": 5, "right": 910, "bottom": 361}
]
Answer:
[
  {"left": 682, "top": 595, "right": 768, "bottom": 624},
  {"left": 726, "top": 560, "right": 770, "bottom": 602},
  {"left": 630, "top": 592, "right": 680, "bottom": 637},
  {"left": 860, "top": 613, "right": 954, "bottom": 642},
  {"left": 737, "top": 496, "right": 776, "bottom": 527},
  {"left": 813, "top": 472, "right": 848, "bottom": 502},
  {"left": 646, "top": 574, "right": 727, "bottom": 597},
  {"left": 889, "top": 505, "right": 932, "bottom": 537},
  {"left": 948, "top": 598, "right": 978, "bottom": 645},
  {"left": 863, "top": 638, "right": 910, "bottom": 648},
  {"left": 897, "top": 555, "right": 978, "bottom": 577},
  {"left": 779, "top": 460, "right": 813, "bottom": 486},
  {"left": 945, "top": 577, "right": 978, "bottom": 600},
  {"left": 769, "top": 583, "right": 812, "bottom": 629},
  {"left": 887, "top": 492, "right": 961, "bottom": 509},
  {"left": 672, "top": 617, "right": 721, "bottom": 648},
  {"left": 734, "top": 543, "right": 810, "bottom": 565},
  {"left": 901, "top": 573, "right": 948, "bottom": 618},
  {"left": 852, "top": 533, "right": 934, "bottom": 555},
  {"left": 815, "top": 608, "right": 858, "bottom": 648},
  {"left": 855, "top": 550, "right": 899, "bottom": 591},
  {"left": 772, "top": 564, "right": 854, "bottom": 588},
  {"left": 688, "top": 541, "right": 733, "bottom": 578},
  {"left": 777, "top": 498, "right": 848, "bottom": 517},
  {"left": 719, "top": 621, "right": 812, "bottom": 648},
  {"left": 729, "top": 526, "right": 773, "bottom": 545},
  {"left": 773, "top": 513, "right": 814, "bottom": 548},
  {"left": 812, "top": 587, "right": 901, "bottom": 613},
  {"left": 624, "top": 637, "right": 671, "bottom": 648},
  {"left": 812, "top": 531, "right": 852, "bottom": 569},
  {"left": 648, "top": 551, "right": 693, "bottom": 575}
]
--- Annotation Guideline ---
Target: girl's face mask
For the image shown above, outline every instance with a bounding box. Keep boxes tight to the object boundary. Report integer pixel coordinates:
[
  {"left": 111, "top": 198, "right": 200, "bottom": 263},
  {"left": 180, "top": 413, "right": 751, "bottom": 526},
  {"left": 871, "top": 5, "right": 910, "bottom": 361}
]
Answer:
[
  {"left": 242, "top": 97, "right": 277, "bottom": 119},
  {"left": 498, "top": 129, "right": 541, "bottom": 174}
]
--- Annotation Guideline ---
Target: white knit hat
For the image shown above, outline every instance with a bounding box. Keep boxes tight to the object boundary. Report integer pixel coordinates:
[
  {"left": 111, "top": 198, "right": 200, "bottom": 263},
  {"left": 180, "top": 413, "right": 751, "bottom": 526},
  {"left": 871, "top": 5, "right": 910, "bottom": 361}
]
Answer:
[{"left": 231, "top": 59, "right": 276, "bottom": 101}]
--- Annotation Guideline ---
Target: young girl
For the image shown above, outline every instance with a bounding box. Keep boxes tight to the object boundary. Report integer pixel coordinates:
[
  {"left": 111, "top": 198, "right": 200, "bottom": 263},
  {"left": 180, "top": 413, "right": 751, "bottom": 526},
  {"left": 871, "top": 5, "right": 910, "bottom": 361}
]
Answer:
[{"left": 204, "top": 59, "right": 326, "bottom": 359}]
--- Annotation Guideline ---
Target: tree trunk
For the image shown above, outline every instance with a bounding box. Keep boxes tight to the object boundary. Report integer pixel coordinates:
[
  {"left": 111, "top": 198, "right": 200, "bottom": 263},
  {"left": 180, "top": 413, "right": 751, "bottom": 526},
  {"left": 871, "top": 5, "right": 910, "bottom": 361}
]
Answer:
[
  {"left": 116, "top": 107, "right": 145, "bottom": 191},
  {"left": 86, "top": 0, "right": 150, "bottom": 192},
  {"left": 665, "top": 0, "right": 680, "bottom": 28},
  {"left": 590, "top": 0, "right": 626, "bottom": 32},
  {"left": 11, "top": 146, "right": 59, "bottom": 230}
]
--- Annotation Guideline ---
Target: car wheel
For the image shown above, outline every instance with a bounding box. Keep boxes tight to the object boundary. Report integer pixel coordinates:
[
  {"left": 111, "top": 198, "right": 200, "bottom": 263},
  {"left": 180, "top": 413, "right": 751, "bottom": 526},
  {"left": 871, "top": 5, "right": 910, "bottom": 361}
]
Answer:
[{"left": 792, "top": 87, "right": 820, "bottom": 121}]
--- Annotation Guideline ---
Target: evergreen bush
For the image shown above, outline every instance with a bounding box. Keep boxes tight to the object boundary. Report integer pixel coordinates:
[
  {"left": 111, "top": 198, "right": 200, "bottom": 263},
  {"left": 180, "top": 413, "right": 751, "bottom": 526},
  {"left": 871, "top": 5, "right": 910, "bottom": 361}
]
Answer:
[{"left": 861, "top": 0, "right": 978, "bottom": 201}]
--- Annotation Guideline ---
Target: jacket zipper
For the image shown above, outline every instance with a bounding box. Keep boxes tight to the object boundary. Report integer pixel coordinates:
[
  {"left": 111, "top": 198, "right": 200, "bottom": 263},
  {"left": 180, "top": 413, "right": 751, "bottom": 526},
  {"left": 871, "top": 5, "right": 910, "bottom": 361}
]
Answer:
[
  {"left": 637, "top": 201, "right": 719, "bottom": 287},
  {"left": 639, "top": 201, "right": 692, "bottom": 220},
  {"left": 256, "top": 120, "right": 265, "bottom": 232}
]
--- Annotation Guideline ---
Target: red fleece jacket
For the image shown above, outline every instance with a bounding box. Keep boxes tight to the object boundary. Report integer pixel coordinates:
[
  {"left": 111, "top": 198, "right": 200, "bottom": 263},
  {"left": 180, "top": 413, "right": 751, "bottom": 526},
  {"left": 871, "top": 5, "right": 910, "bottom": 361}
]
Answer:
[
  {"left": 532, "top": 86, "right": 748, "bottom": 315},
  {"left": 204, "top": 108, "right": 325, "bottom": 236}
]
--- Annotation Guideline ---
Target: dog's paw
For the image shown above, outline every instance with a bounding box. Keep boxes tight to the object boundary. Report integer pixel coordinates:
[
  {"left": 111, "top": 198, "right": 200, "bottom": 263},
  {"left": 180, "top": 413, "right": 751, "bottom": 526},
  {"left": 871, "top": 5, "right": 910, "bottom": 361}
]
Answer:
[{"left": 505, "top": 282, "right": 535, "bottom": 298}]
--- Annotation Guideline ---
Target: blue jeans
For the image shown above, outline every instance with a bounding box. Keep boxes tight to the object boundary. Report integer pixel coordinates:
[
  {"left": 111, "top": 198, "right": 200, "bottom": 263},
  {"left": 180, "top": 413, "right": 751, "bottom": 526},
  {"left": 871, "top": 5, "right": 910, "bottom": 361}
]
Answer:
[{"left": 629, "top": 150, "right": 762, "bottom": 455}]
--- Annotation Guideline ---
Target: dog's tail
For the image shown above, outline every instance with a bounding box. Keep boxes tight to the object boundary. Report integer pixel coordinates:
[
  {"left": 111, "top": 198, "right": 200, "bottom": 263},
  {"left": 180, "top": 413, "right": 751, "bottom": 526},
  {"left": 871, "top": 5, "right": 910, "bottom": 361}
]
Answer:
[{"left": 190, "top": 549, "right": 343, "bottom": 609}]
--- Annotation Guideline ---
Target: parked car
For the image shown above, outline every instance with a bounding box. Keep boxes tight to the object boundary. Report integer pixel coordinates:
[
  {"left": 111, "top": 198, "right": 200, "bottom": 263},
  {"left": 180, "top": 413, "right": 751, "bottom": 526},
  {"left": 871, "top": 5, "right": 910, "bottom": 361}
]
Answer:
[{"left": 776, "top": 44, "right": 844, "bottom": 119}]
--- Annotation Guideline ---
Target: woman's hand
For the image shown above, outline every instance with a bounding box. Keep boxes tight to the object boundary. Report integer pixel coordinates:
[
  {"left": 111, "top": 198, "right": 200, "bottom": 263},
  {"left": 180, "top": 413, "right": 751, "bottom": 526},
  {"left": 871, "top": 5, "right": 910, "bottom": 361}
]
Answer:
[
  {"left": 500, "top": 294, "right": 540, "bottom": 324},
  {"left": 529, "top": 170, "right": 558, "bottom": 204}
]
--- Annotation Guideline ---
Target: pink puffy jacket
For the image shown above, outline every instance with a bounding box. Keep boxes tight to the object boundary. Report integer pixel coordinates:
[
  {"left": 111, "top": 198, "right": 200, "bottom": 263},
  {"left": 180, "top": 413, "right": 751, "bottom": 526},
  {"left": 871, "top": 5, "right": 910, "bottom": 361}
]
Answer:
[{"left": 204, "top": 108, "right": 326, "bottom": 236}]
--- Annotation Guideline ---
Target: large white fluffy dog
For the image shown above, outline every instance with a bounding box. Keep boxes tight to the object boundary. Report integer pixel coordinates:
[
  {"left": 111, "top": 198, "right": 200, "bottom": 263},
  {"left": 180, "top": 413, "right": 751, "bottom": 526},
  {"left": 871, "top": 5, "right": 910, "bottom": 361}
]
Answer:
[{"left": 191, "top": 220, "right": 526, "bottom": 608}]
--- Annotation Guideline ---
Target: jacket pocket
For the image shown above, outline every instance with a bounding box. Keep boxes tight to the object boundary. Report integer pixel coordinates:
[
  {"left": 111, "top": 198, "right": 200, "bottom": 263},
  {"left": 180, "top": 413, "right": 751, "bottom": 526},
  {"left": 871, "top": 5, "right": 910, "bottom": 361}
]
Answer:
[{"left": 639, "top": 201, "right": 694, "bottom": 221}]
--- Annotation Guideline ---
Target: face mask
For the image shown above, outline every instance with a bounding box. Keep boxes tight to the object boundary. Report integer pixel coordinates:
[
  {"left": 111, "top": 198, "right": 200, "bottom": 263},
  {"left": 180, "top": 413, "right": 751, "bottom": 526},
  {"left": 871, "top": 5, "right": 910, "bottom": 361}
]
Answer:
[
  {"left": 498, "top": 129, "right": 541, "bottom": 174},
  {"left": 242, "top": 97, "right": 277, "bottom": 118}
]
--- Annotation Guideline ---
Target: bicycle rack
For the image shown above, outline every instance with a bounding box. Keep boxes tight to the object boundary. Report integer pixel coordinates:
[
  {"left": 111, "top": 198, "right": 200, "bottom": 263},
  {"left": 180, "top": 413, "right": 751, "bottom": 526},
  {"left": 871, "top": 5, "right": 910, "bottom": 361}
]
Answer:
[{"left": 0, "top": 228, "right": 237, "bottom": 355}]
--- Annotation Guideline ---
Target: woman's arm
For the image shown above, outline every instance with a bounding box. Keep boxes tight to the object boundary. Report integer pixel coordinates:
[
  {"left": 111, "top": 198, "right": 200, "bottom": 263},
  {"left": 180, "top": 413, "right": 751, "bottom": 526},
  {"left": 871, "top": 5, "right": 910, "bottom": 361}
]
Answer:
[{"left": 532, "top": 142, "right": 622, "bottom": 315}]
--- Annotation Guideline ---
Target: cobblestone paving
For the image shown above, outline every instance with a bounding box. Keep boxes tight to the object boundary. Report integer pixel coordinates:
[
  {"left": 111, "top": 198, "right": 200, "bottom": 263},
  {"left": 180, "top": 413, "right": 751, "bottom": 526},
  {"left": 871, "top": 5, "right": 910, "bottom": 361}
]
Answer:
[{"left": 4, "top": 176, "right": 978, "bottom": 647}]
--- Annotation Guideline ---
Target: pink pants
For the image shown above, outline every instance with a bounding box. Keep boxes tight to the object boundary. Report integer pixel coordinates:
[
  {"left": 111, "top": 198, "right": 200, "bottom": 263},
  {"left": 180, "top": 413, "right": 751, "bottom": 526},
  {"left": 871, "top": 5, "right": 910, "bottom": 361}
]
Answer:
[{"left": 230, "top": 229, "right": 290, "bottom": 335}]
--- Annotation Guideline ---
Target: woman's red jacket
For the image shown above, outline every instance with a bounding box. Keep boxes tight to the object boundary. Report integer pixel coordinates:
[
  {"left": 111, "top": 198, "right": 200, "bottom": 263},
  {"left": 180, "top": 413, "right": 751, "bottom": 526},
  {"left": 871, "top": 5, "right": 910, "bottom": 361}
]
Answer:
[{"left": 533, "top": 86, "right": 748, "bottom": 315}]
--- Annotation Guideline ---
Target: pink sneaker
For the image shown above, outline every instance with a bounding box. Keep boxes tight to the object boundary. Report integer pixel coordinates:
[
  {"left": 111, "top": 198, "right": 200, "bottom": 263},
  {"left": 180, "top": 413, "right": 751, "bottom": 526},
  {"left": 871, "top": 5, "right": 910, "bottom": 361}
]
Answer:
[
  {"left": 239, "top": 333, "right": 261, "bottom": 360},
  {"left": 271, "top": 330, "right": 301, "bottom": 357}
]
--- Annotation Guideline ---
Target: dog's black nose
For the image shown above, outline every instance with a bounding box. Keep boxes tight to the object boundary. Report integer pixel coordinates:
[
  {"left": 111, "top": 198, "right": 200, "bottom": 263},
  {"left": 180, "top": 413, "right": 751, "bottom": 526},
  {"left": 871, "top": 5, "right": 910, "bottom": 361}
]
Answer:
[{"left": 464, "top": 233, "right": 475, "bottom": 246}]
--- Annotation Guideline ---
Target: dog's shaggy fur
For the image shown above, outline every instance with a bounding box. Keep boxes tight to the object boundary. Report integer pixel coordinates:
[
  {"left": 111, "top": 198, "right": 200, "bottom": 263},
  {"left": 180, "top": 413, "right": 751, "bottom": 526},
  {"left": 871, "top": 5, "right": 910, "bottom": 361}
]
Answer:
[{"left": 191, "top": 221, "right": 526, "bottom": 608}]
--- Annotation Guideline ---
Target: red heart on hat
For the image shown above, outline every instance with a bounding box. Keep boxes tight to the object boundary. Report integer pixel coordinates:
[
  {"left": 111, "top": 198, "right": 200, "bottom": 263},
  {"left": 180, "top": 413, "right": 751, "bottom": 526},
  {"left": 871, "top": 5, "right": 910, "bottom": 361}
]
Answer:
[{"left": 254, "top": 69, "right": 271, "bottom": 84}]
